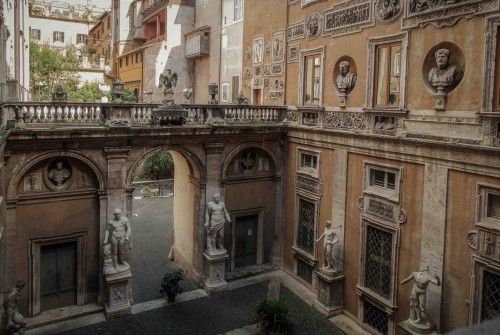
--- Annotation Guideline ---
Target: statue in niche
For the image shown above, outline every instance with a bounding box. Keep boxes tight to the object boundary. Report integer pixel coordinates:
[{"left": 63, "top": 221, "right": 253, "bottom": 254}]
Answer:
[
  {"left": 48, "top": 161, "right": 71, "bottom": 187},
  {"left": 240, "top": 151, "right": 254, "bottom": 171},
  {"left": 103, "top": 208, "right": 132, "bottom": 271},
  {"left": 378, "top": 0, "right": 402, "bottom": 20},
  {"left": 0, "top": 280, "right": 27, "bottom": 335},
  {"left": 428, "top": 48, "right": 463, "bottom": 93},
  {"left": 401, "top": 267, "right": 441, "bottom": 332},
  {"left": 336, "top": 61, "right": 357, "bottom": 94},
  {"left": 205, "top": 193, "right": 231, "bottom": 255},
  {"left": 315, "top": 220, "right": 341, "bottom": 276}
]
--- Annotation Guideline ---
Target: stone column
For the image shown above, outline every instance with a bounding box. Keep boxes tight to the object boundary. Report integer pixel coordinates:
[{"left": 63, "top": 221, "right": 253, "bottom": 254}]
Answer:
[
  {"left": 418, "top": 163, "right": 448, "bottom": 331},
  {"left": 103, "top": 147, "right": 131, "bottom": 210},
  {"left": 3, "top": 199, "right": 18, "bottom": 304}
]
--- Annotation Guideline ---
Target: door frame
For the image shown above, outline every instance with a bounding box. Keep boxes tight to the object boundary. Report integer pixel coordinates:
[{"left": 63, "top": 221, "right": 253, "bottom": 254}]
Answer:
[
  {"left": 230, "top": 208, "right": 264, "bottom": 271},
  {"left": 29, "top": 232, "right": 87, "bottom": 316}
]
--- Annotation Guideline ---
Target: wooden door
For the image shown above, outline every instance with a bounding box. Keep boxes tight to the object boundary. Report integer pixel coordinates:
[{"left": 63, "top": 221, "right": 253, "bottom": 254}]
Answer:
[
  {"left": 234, "top": 215, "right": 258, "bottom": 268},
  {"left": 40, "top": 242, "right": 77, "bottom": 312}
]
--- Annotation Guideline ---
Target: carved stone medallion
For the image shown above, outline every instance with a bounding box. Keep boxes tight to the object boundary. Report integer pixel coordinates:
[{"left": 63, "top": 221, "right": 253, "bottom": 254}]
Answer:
[
  {"left": 44, "top": 158, "right": 73, "bottom": 191},
  {"left": 376, "top": 0, "right": 403, "bottom": 23},
  {"left": 305, "top": 12, "right": 322, "bottom": 40},
  {"left": 466, "top": 230, "right": 477, "bottom": 250}
]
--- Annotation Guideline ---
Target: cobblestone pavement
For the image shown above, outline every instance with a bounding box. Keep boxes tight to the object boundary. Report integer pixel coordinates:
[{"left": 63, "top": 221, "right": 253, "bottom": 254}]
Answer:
[
  {"left": 129, "top": 190, "right": 197, "bottom": 303},
  {"left": 54, "top": 282, "right": 346, "bottom": 335}
]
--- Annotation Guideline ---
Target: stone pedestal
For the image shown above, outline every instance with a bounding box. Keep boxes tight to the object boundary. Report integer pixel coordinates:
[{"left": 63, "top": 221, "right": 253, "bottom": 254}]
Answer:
[
  {"left": 104, "top": 269, "right": 132, "bottom": 320},
  {"left": 312, "top": 270, "right": 344, "bottom": 317},
  {"left": 339, "top": 92, "right": 347, "bottom": 108},
  {"left": 433, "top": 90, "right": 447, "bottom": 111},
  {"left": 399, "top": 320, "right": 441, "bottom": 335},
  {"left": 203, "top": 252, "right": 228, "bottom": 292}
]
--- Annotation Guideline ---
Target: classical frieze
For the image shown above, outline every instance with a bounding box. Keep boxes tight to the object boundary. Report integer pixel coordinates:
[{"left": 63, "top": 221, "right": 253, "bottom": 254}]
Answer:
[
  {"left": 287, "top": 21, "right": 305, "bottom": 41},
  {"left": 295, "top": 175, "right": 322, "bottom": 197},
  {"left": 403, "top": 0, "right": 500, "bottom": 29},
  {"left": 323, "top": 111, "right": 366, "bottom": 130},
  {"left": 323, "top": 0, "right": 374, "bottom": 37}
]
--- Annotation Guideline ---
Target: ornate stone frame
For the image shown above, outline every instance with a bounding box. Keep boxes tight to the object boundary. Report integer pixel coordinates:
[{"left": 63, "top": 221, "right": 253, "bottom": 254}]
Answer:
[
  {"left": 298, "top": 46, "right": 325, "bottom": 107},
  {"left": 357, "top": 217, "right": 400, "bottom": 335},
  {"left": 296, "top": 147, "right": 321, "bottom": 179},
  {"left": 363, "top": 161, "right": 403, "bottom": 204},
  {"left": 229, "top": 208, "right": 265, "bottom": 271},
  {"left": 366, "top": 32, "right": 409, "bottom": 111},
  {"left": 482, "top": 15, "right": 500, "bottom": 113},
  {"left": 28, "top": 232, "right": 87, "bottom": 316},
  {"left": 470, "top": 254, "right": 500, "bottom": 324},
  {"left": 252, "top": 35, "right": 264, "bottom": 66},
  {"left": 271, "top": 30, "right": 285, "bottom": 63},
  {"left": 287, "top": 20, "right": 305, "bottom": 42}
]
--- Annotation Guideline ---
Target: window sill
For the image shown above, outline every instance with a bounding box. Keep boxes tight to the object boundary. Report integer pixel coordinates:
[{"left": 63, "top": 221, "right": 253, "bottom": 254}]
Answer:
[
  {"left": 292, "top": 246, "right": 317, "bottom": 267},
  {"left": 356, "top": 285, "right": 396, "bottom": 314},
  {"left": 363, "top": 188, "right": 399, "bottom": 204}
]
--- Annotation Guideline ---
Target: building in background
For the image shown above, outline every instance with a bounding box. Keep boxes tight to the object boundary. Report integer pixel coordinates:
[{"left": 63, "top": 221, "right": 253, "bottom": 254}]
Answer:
[
  {"left": 28, "top": 0, "right": 108, "bottom": 87},
  {"left": 0, "top": 0, "right": 30, "bottom": 102}
]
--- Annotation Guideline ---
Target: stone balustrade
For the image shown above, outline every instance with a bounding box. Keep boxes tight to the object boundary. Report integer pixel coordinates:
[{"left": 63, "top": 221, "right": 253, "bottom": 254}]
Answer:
[{"left": 0, "top": 103, "right": 288, "bottom": 128}]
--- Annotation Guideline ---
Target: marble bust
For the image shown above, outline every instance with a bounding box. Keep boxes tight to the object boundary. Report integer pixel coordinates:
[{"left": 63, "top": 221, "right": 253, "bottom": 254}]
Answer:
[
  {"left": 336, "top": 61, "right": 357, "bottom": 94},
  {"left": 428, "top": 48, "right": 463, "bottom": 93},
  {"left": 48, "top": 161, "right": 71, "bottom": 186}
]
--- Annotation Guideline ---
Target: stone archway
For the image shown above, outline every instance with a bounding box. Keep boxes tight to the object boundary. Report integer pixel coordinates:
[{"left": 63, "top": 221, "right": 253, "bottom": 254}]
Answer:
[
  {"left": 4, "top": 151, "right": 105, "bottom": 316},
  {"left": 127, "top": 146, "right": 203, "bottom": 287}
]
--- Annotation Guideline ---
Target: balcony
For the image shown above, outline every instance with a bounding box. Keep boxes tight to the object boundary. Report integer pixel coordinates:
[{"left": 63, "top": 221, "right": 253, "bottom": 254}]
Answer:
[{"left": 143, "top": 0, "right": 168, "bottom": 21}]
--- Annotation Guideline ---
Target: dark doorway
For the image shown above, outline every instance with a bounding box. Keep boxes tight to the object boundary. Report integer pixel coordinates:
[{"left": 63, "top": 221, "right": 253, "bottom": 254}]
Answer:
[
  {"left": 234, "top": 215, "right": 258, "bottom": 268},
  {"left": 40, "top": 242, "right": 77, "bottom": 312}
]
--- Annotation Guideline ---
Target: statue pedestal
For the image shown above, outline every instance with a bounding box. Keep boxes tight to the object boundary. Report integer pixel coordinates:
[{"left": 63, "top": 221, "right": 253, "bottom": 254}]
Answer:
[
  {"left": 433, "top": 90, "right": 447, "bottom": 111},
  {"left": 312, "top": 270, "right": 344, "bottom": 317},
  {"left": 399, "top": 320, "right": 440, "bottom": 335},
  {"left": 203, "top": 252, "right": 228, "bottom": 292},
  {"left": 338, "top": 92, "right": 347, "bottom": 108},
  {"left": 104, "top": 269, "right": 132, "bottom": 320}
]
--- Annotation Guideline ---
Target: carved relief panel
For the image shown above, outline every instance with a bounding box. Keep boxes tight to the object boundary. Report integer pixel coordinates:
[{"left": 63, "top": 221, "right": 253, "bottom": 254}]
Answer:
[{"left": 323, "top": 0, "right": 374, "bottom": 37}]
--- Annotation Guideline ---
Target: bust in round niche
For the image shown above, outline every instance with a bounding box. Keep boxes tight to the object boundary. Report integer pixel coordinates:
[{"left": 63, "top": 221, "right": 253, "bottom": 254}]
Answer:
[
  {"left": 423, "top": 42, "right": 465, "bottom": 95},
  {"left": 45, "top": 159, "right": 73, "bottom": 191}
]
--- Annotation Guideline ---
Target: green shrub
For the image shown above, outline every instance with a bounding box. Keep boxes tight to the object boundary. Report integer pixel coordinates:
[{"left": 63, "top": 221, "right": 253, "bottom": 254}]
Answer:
[
  {"left": 159, "top": 268, "right": 183, "bottom": 301},
  {"left": 256, "top": 300, "right": 291, "bottom": 335}
]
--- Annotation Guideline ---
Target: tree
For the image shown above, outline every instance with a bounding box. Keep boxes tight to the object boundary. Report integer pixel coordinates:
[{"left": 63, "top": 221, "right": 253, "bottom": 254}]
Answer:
[
  {"left": 144, "top": 151, "right": 174, "bottom": 180},
  {"left": 30, "top": 42, "right": 80, "bottom": 101},
  {"left": 66, "top": 81, "right": 102, "bottom": 102}
]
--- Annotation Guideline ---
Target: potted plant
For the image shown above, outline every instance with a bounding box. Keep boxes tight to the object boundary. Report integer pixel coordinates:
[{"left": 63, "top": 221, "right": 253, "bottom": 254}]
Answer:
[
  {"left": 256, "top": 299, "right": 291, "bottom": 335},
  {"left": 160, "top": 268, "right": 183, "bottom": 303}
]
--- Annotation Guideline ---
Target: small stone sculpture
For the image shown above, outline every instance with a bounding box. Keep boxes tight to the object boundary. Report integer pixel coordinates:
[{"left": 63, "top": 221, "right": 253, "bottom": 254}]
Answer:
[
  {"left": 103, "top": 208, "right": 132, "bottom": 271},
  {"left": 316, "top": 220, "right": 341, "bottom": 276},
  {"left": 0, "top": 280, "right": 27, "bottom": 335},
  {"left": 183, "top": 88, "right": 193, "bottom": 103},
  {"left": 159, "top": 68, "right": 178, "bottom": 104},
  {"left": 205, "top": 193, "right": 231, "bottom": 255},
  {"left": 401, "top": 267, "right": 441, "bottom": 333},
  {"left": 378, "top": 0, "right": 402, "bottom": 21},
  {"left": 48, "top": 161, "right": 71, "bottom": 187},
  {"left": 428, "top": 48, "right": 463, "bottom": 92},
  {"left": 336, "top": 61, "right": 357, "bottom": 94}
]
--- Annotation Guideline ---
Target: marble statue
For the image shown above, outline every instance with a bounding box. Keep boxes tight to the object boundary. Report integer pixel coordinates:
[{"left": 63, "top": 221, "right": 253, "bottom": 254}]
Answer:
[
  {"left": 159, "top": 68, "right": 178, "bottom": 95},
  {"left": 336, "top": 61, "right": 357, "bottom": 94},
  {"left": 316, "top": 220, "right": 340, "bottom": 275},
  {"left": 1, "top": 281, "right": 27, "bottom": 335},
  {"left": 104, "top": 208, "right": 132, "bottom": 271},
  {"left": 205, "top": 193, "right": 231, "bottom": 255},
  {"left": 401, "top": 267, "right": 441, "bottom": 332},
  {"left": 428, "top": 48, "right": 463, "bottom": 92},
  {"left": 48, "top": 161, "right": 71, "bottom": 186}
]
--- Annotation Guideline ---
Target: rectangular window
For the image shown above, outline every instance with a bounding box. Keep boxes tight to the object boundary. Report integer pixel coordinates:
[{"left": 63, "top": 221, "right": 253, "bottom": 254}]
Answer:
[
  {"left": 297, "top": 150, "right": 320, "bottom": 178},
  {"left": 234, "top": 0, "right": 242, "bottom": 21},
  {"left": 365, "top": 226, "right": 392, "bottom": 299},
  {"left": 482, "top": 270, "right": 500, "bottom": 321},
  {"left": 76, "top": 34, "right": 87, "bottom": 44},
  {"left": 303, "top": 54, "right": 321, "bottom": 105},
  {"left": 53, "top": 31, "right": 64, "bottom": 43},
  {"left": 30, "top": 29, "right": 41, "bottom": 40},
  {"left": 136, "top": 53, "right": 139, "bottom": 63},
  {"left": 126, "top": 56, "right": 129, "bottom": 66},
  {"left": 297, "top": 198, "right": 315, "bottom": 254},
  {"left": 374, "top": 43, "right": 401, "bottom": 107},
  {"left": 232, "top": 76, "right": 239, "bottom": 103},
  {"left": 488, "top": 194, "right": 500, "bottom": 220},
  {"left": 370, "top": 169, "right": 396, "bottom": 190},
  {"left": 107, "top": 16, "right": 111, "bottom": 29},
  {"left": 301, "top": 153, "right": 317, "bottom": 170},
  {"left": 138, "top": 52, "right": 142, "bottom": 62},
  {"left": 119, "top": 58, "right": 123, "bottom": 68},
  {"left": 364, "top": 300, "right": 389, "bottom": 335}
]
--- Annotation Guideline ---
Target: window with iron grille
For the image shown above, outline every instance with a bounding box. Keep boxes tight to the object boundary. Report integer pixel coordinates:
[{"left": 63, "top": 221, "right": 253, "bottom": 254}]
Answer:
[
  {"left": 365, "top": 225, "right": 392, "bottom": 299},
  {"left": 487, "top": 193, "right": 500, "bottom": 220},
  {"left": 297, "top": 198, "right": 315, "bottom": 254},
  {"left": 364, "top": 163, "right": 401, "bottom": 202},
  {"left": 482, "top": 270, "right": 500, "bottom": 321},
  {"left": 370, "top": 169, "right": 396, "bottom": 190},
  {"left": 297, "top": 149, "right": 319, "bottom": 178},
  {"left": 297, "top": 258, "right": 313, "bottom": 284},
  {"left": 364, "top": 300, "right": 388, "bottom": 335}
]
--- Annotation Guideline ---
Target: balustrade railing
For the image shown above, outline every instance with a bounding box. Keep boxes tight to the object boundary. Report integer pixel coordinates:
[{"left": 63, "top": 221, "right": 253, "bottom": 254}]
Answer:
[{"left": 0, "top": 102, "right": 288, "bottom": 128}]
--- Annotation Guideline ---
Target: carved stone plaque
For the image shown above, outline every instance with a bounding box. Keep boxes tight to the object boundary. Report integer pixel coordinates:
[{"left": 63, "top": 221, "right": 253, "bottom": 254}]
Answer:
[
  {"left": 323, "top": 0, "right": 374, "bottom": 37},
  {"left": 287, "top": 21, "right": 305, "bottom": 41}
]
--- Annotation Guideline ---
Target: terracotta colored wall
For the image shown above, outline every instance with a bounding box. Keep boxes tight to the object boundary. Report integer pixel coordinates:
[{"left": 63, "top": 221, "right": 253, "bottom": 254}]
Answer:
[
  {"left": 443, "top": 171, "right": 500, "bottom": 331},
  {"left": 344, "top": 153, "right": 424, "bottom": 333}
]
